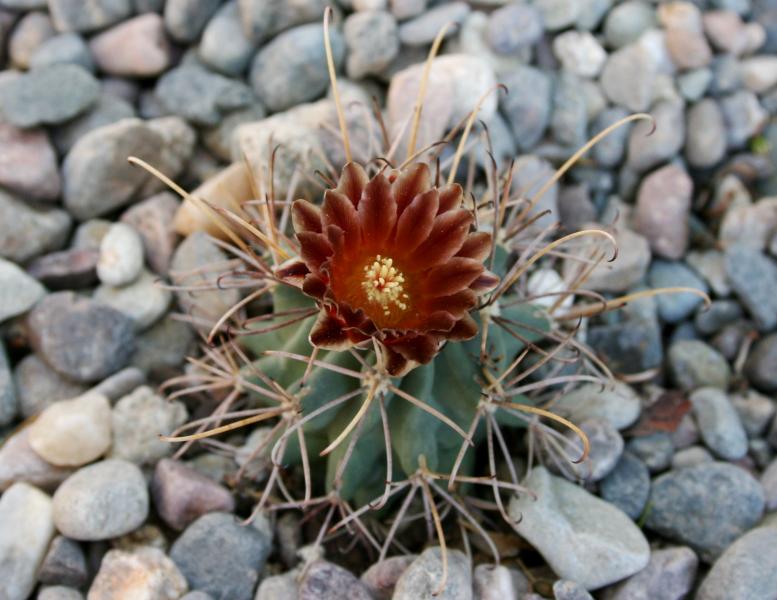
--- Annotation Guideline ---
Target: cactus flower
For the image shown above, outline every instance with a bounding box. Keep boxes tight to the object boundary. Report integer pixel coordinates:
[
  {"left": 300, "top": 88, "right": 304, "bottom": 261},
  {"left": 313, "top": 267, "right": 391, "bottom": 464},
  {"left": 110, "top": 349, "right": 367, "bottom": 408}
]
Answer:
[{"left": 279, "top": 161, "right": 499, "bottom": 376}]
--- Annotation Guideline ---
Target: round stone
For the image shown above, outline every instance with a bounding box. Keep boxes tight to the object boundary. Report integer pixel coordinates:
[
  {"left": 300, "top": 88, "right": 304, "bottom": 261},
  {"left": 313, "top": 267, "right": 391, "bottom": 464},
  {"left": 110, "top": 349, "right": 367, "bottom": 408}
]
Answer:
[
  {"left": 689, "top": 387, "right": 748, "bottom": 461},
  {"left": 29, "top": 32, "right": 94, "bottom": 71},
  {"left": 94, "top": 270, "right": 171, "bottom": 331},
  {"left": 53, "top": 459, "right": 149, "bottom": 541},
  {"left": 97, "top": 223, "right": 144, "bottom": 287},
  {"left": 0, "top": 120, "right": 61, "bottom": 201},
  {"left": 668, "top": 339, "right": 731, "bottom": 392},
  {"left": 552, "top": 30, "right": 607, "bottom": 77},
  {"left": 28, "top": 392, "right": 112, "bottom": 467},
  {"left": 634, "top": 165, "right": 692, "bottom": 260},
  {"left": 599, "top": 452, "right": 651, "bottom": 520},
  {"left": 0, "top": 257, "right": 45, "bottom": 323},
  {"left": 89, "top": 13, "right": 172, "bottom": 77},
  {"left": 486, "top": 3, "right": 543, "bottom": 54},
  {"left": 685, "top": 99, "right": 727, "bottom": 168},
  {"left": 88, "top": 547, "right": 188, "bottom": 600},
  {"left": 393, "top": 549, "right": 471, "bottom": 600},
  {"left": 198, "top": 1, "right": 256, "bottom": 76},
  {"left": 344, "top": 11, "right": 399, "bottom": 79},
  {"left": 606, "top": 546, "right": 698, "bottom": 600}
]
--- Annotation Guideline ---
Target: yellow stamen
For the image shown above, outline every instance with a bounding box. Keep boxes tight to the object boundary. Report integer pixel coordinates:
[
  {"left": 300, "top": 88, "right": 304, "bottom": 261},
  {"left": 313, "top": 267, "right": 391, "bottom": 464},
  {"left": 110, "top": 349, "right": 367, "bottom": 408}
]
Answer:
[{"left": 361, "top": 255, "right": 409, "bottom": 316}]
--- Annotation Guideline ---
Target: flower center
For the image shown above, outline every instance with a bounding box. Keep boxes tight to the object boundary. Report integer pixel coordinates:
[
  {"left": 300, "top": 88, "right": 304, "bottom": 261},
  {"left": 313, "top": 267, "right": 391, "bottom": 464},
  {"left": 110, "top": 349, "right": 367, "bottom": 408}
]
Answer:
[{"left": 361, "top": 255, "right": 409, "bottom": 316}]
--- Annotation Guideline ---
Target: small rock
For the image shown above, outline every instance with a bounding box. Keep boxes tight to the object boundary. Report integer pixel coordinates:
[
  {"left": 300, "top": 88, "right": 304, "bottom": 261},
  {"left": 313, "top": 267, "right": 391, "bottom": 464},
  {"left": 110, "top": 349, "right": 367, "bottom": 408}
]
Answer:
[
  {"left": 687, "top": 250, "right": 730, "bottom": 297},
  {"left": 88, "top": 547, "right": 188, "bottom": 600},
  {"left": 646, "top": 462, "right": 765, "bottom": 562},
  {"left": 665, "top": 27, "right": 712, "bottom": 70},
  {"left": 762, "top": 458, "right": 777, "bottom": 511},
  {"left": 14, "top": 354, "right": 86, "bottom": 419},
  {"left": 0, "top": 428, "right": 74, "bottom": 493},
  {"left": 361, "top": 556, "right": 416, "bottom": 600},
  {"left": 473, "top": 565, "right": 529, "bottom": 600},
  {"left": 38, "top": 536, "right": 87, "bottom": 588},
  {"left": 694, "top": 300, "right": 742, "bottom": 336},
  {"left": 553, "top": 580, "right": 594, "bottom": 600},
  {"left": 130, "top": 315, "right": 196, "bottom": 380},
  {"left": 156, "top": 63, "right": 254, "bottom": 126},
  {"left": 606, "top": 546, "right": 698, "bottom": 600},
  {"left": 237, "top": 0, "right": 327, "bottom": 42},
  {"left": 720, "top": 90, "right": 768, "bottom": 148},
  {"left": 591, "top": 107, "right": 631, "bottom": 168},
  {"left": 8, "top": 11, "right": 55, "bottom": 69},
  {"left": 398, "top": 2, "right": 470, "bottom": 46},
  {"left": 600, "top": 44, "right": 657, "bottom": 112},
  {"left": 678, "top": 68, "right": 713, "bottom": 102},
  {"left": 627, "top": 432, "right": 675, "bottom": 473},
  {"left": 510, "top": 155, "right": 559, "bottom": 228},
  {"left": 697, "top": 526, "right": 777, "bottom": 599},
  {"left": 668, "top": 339, "right": 731, "bottom": 392},
  {"left": 708, "top": 54, "right": 742, "bottom": 96},
  {"left": 690, "top": 387, "right": 748, "bottom": 460},
  {"left": 63, "top": 117, "right": 195, "bottom": 220},
  {"left": 48, "top": 0, "right": 132, "bottom": 33},
  {"left": 634, "top": 165, "right": 692, "bottom": 259},
  {"left": 119, "top": 193, "right": 179, "bottom": 276},
  {"left": 89, "top": 366, "right": 146, "bottom": 403},
  {"left": 95, "top": 270, "right": 171, "bottom": 331},
  {"left": 731, "top": 390, "right": 775, "bottom": 438},
  {"left": 110, "top": 387, "right": 187, "bottom": 465},
  {"left": 604, "top": 1, "right": 656, "bottom": 48},
  {"left": 719, "top": 197, "right": 777, "bottom": 252},
  {"left": 250, "top": 23, "right": 344, "bottom": 112},
  {"left": 89, "top": 13, "right": 172, "bottom": 77},
  {"left": 170, "top": 232, "right": 242, "bottom": 332},
  {"left": 626, "top": 101, "right": 685, "bottom": 173},
  {"left": 0, "top": 190, "right": 71, "bottom": 264},
  {"left": 551, "top": 71, "right": 588, "bottom": 148},
  {"left": 0, "top": 64, "right": 99, "bottom": 127},
  {"left": 202, "top": 102, "right": 266, "bottom": 161},
  {"left": 553, "top": 31, "right": 607, "bottom": 77},
  {"left": 29, "top": 32, "right": 94, "bottom": 71},
  {"left": 509, "top": 467, "right": 649, "bottom": 590},
  {"left": 53, "top": 459, "right": 149, "bottom": 541},
  {"left": 648, "top": 260, "right": 708, "bottom": 323},
  {"left": 703, "top": 10, "right": 752, "bottom": 55},
  {"left": 725, "top": 244, "right": 777, "bottom": 331},
  {"left": 560, "top": 418, "right": 624, "bottom": 482},
  {"left": 27, "top": 248, "right": 100, "bottom": 290},
  {"left": 745, "top": 333, "right": 777, "bottom": 393},
  {"left": 575, "top": 227, "right": 651, "bottom": 292},
  {"left": 500, "top": 65, "right": 552, "bottom": 151},
  {"left": 152, "top": 458, "right": 235, "bottom": 531},
  {"left": 170, "top": 512, "right": 272, "bottom": 600},
  {"left": 672, "top": 445, "right": 714, "bottom": 469},
  {"left": 393, "top": 548, "right": 471, "bottom": 600},
  {"left": 28, "top": 292, "right": 136, "bottom": 382},
  {"left": 740, "top": 56, "right": 777, "bottom": 93},
  {"left": 599, "top": 452, "right": 651, "bottom": 520},
  {"left": 0, "top": 257, "right": 45, "bottom": 323},
  {"left": 0, "top": 121, "right": 61, "bottom": 202},
  {"left": 96, "top": 222, "right": 144, "bottom": 287},
  {"left": 535, "top": 0, "right": 580, "bottom": 30},
  {"left": 0, "top": 483, "right": 55, "bottom": 600},
  {"left": 344, "top": 11, "right": 399, "bottom": 79},
  {"left": 52, "top": 91, "right": 136, "bottom": 155},
  {"left": 198, "top": 1, "right": 256, "bottom": 76},
  {"left": 588, "top": 312, "right": 664, "bottom": 376},
  {"left": 164, "top": 0, "right": 221, "bottom": 43},
  {"left": 38, "top": 586, "right": 85, "bottom": 600},
  {"left": 27, "top": 392, "right": 112, "bottom": 467},
  {"left": 486, "top": 3, "right": 542, "bottom": 54}
]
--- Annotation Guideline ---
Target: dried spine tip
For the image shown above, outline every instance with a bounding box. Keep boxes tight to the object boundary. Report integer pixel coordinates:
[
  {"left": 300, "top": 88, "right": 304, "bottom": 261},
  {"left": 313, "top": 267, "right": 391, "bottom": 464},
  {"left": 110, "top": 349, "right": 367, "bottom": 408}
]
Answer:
[{"left": 362, "top": 255, "right": 409, "bottom": 315}]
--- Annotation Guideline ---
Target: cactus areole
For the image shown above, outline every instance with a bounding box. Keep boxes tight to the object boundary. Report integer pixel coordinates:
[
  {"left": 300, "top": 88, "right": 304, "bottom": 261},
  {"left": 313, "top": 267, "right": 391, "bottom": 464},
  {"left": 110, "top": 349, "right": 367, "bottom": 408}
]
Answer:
[{"left": 278, "top": 162, "right": 499, "bottom": 376}]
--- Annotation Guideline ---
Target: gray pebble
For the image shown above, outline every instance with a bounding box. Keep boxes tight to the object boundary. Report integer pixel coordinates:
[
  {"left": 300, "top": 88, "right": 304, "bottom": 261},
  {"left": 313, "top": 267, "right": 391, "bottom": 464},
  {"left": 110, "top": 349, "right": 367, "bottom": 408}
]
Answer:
[
  {"left": 635, "top": 166, "right": 693, "bottom": 260},
  {"left": 0, "top": 343, "right": 16, "bottom": 427},
  {"left": 0, "top": 257, "right": 45, "bottom": 324},
  {"left": 500, "top": 65, "right": 552, "bottom": 151},
  {"left": 96, "top": 223, "right": 144, "bottom": 287},
  {"left": 398, "top": 1, "right": 469, "bottom": 46},
  {"left": 685, "top": 98, "right": 727, "bottom": 169},
  {"left": 344, "top": 10, "right": 399, "bottom": 79},
  {"left": 745, "top": 333, "right": 777, "bottom": 393},
  {"left": 725, "top": 244, "right": 777, "bottom": 331},
  {"left": 164, "top": 0, "right": 221, "bottom": 43},
  {"left": 250, "top": 23, "right": 344, "bottom": 112},
  {"left": 52, "top": 92, "right": 136, "bottom": 155},
  {"left": 38, "top": 536, "right": 87, "bottom": 588},
  {"left": 627, "top": 432, "right": 675, "bottom": 473},
  {"left": 551, "top": 71, "right": 587, "bottom": 148},
  {"left": 694, "top": 300, "right": 742, "bottom": 336},
  {"left": 678, "top": 68, "right": 712, "bottom": 102},
  {"left": 668, "top": 339, "right": 731, "bottom": 392},
  {"left": 553, "top": 580, "right": 593, "bottom": 600},
  {"left": 486, "top": 3, "right": 542, "bottom": 54},
  {"left": 157, "top": 62, "right": 255, "bottom": 126},
  {"left": 8, "top": 11, "right": 55, "bottom": 69},
  {"left": 535, "top": 0, "right": 580, "bottom": 30},
  {"left": 130, "top": 316, "right": 196, "bottom": 380},
  {"left": 672, "top": 445, "right": 714, "bottom": 469},
  {"left": 604, "top": 1, "right": 656, "bottom": 48},
  {"left": 731, "top": 391, "right": 776, "bottom": 438},
  {"left": 198, "top": 1, "right": 257, "bottom": 76},
  {"left": 626, "top": 100, "right": 685, "bottom": 173},
  {"left": 237, "top": 0, "right": 327, "bottom": 43},
  {"left": 13, "top": 354, "right": 87, "bottom": 419},
  {"left": 599, "top": 452, "right": 651, "bottom": 520},
  {"left": 29, "top": 32, "right": 94, "bottom": 71},
  {"left": 591, "top": 107, "right": 631, "bottom": 168},
  {"left": 606, "top": 546, "right": 698, "bottom": 600},
  {"left": 170, "top": 512, "right": 272, "bottom": 600},
  {"left": 393, "top": 548, "right": 471, "bottom": 600},
  {"left": 53, "top": 459, "right": 148, "bottom": 541},
  {"left": 646, "top": 462, "right": 765, "bottom": 562},
  {"left": 48, "top": 0, "right": 132, "bottom": 33},
  {"left": 0, "top": 64, "right": 99, "bottom": 127},
  {"left": 649, "top": 261, "right": 708, "bottom": 323},
  {"left": 37, "top": 587, "right": 84, "bottom": 600},
  {"left": 690, "top": 387, "right": 748, "bottom": 460},
  {"left": 720, "top": 90, "right": 768, "bottom": 149},
  {"left": 600, "top": 44, "right": 657, "bottom": 112},
  {"left": 27, "top": 292, "right": 136, "bottom": 383}
]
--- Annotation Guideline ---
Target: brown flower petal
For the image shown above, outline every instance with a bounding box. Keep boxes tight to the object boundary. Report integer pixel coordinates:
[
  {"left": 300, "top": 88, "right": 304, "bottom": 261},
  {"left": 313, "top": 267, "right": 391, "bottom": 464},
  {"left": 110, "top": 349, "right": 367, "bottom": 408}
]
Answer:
[
  {"left": 322, "top": 190, "right": 361, "bottom": 251},
  {"left": 275, "top": 259, "right": 310, "bottom": 285},
  {"left": 359, "top": 173, "right": 396, "bottom": 248},
  {"left": 389, "top": 334, "right": 439, "bottom": 364},
  {"left": 309, "top": 310, "right": 352, "bottom": 350},
  {"left": 392, "top": 162, "right": 431, "bottom": 215},
  {"left": 426, "top": 289, "right": 477, "bottom": 318},
  {"left": 437, "top": 183, "right": 463, "bottom": 213},
  {"left": 447, "top": 314, "right": 478, "bottom": 341},
  {"left": 325, "top": 224, "right": 346, "bottom": 256},
  {"left": 425, "top": 258, "right": 484, "bottom": 297},
  {"left": 394, "top": 188, "right": 439, "bottom": 254},
  {"left": 457, "top": 232, "right": 492, "bottom": 261},
  {"left": 302, "top": 274, "right": 327, "bottom": 299},
  {"left": 336, "top": 162, "right": 369, "bottom": 207},
  {"left": 469, "top": 269, "right": 500, "bottom": 293},
  {"left": 425, "top": 311, "right": 457, "bottom": 332},
  {"left": 384, "top": 346, "right": 412, "bottom": 377},
  {"left": 298, "top": 232, "right": 333, "bottom": 270},
  {"left": 291, "top": 200, "right": 322, "bottom": 234},
  {"left": 413, "top": 209, "right": 473, "bottom": 269}
]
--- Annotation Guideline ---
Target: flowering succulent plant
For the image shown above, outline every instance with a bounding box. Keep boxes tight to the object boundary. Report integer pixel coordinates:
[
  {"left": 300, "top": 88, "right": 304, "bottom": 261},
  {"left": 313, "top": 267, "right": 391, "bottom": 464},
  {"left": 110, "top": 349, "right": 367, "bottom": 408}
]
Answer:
[{"left": 128, "top": 9, "right": 707, "bottom": 593}]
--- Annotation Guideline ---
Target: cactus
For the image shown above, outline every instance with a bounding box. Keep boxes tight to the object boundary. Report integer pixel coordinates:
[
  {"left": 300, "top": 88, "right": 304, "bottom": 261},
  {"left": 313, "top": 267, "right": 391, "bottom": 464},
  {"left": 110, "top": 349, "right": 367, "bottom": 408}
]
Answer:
[{"left": 136, "top": 10, "right": 710, "bottom": 592}]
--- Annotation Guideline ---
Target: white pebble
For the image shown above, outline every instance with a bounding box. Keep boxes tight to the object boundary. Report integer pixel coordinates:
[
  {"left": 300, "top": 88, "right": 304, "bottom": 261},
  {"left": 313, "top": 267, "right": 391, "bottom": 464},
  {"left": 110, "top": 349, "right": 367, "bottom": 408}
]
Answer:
[{"left": 97, "top": 223, "right": 144, "bottom": 286}]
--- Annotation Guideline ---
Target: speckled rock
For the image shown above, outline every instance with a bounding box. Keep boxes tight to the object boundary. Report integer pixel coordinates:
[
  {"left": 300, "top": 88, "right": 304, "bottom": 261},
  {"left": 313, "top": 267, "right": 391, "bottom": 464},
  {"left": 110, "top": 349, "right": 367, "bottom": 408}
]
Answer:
[
  {"left": 0, "top": 190, "right": 71, "bottom": 264},
  {"left": 486, "top": 3, "right": 542, "bottom": 54},
  {"left": 53, "top": 459, "right": 149, "bottom": 541},
  {"left": 599, "top": 452, "right": 651, "bottom": 520},
  {"left": 690, "top": 387, "right": 748, "bottom": 460},
  {"left": 646, "top": 462, "right": 765, "bottom": 562},
  {"left": 0, "top": 483, "right": 55, "bottom": 600},
  {"left": 29, "top": 32, "right": 94, "bottom": 71},
  {"left": 398, "top": 2, "right": 470, "bottom": 46},
  {"left": 164, "top": 0, "right": 221, "bottom": 43},
  {"left": 27, "top": 292, "right": 135, "bottom": 382},
  {"left": 573, "top": 227, "right": 651, "bottom": 292},
  {"left": 130, "top": 315, "right": 196, "bottom": 380},
  {"left": 606, "top": 546, "right": 698, "bottom": 600},
  {"left": 344, "top": 10, "right": 399, "bottom": 79},
  {"left": 170, "top": 512, "right": 272, "bottom": 600},
  {"left": 237, "top": 0, "right": 327, "bottom": 42},
  {"left": 361, "top": 556, "right": 416, "bottom": 600},
  {"left": 94, "top": 270, "right": 171, "bottom": 331},
  {"left": 28, "top": 392, "right": 112, "bottom": 467},
  {"left": 626, "top": 101, "right": 686, "bottom": 173},
  {"left": 561, "top": 418, "right": 625, "bottom": 482},
  {"left": 600, "top": 44, "right": 657, "bottom": 112},
  {"left": 88, "top": 547, "right": 188, "bottom": 600},
  {"left": 509, "top": 467, "right": 650, "bottom": 590},
  {"left": 553, "top": 30, "right": 607, "bottom": 77},
  {"left": 0, "top": 257, "right": 45, "bottom": 323},
  {"left": 198, "top": 1, "right": 256, "bottom": 76},
  {"left": 52, "top": 91, "right": 136, "bottom": 155},
  {"left": 725, "top": 244, "right": 777, "bottom": 332},
  {"left": 0, "top": 428, "right": 74, "bottom": 493},
  {"left": 393, "top": 548, "right": 472, "bottom": 600},
  {"left": 668, "top": 339, "right": 731, "bottom": 392},
  {"left": 110, "top": 387, "right": 187, "bottom": 465},
  {"left": 38, "top": 535, "right": 87, "bottom": 589}
]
